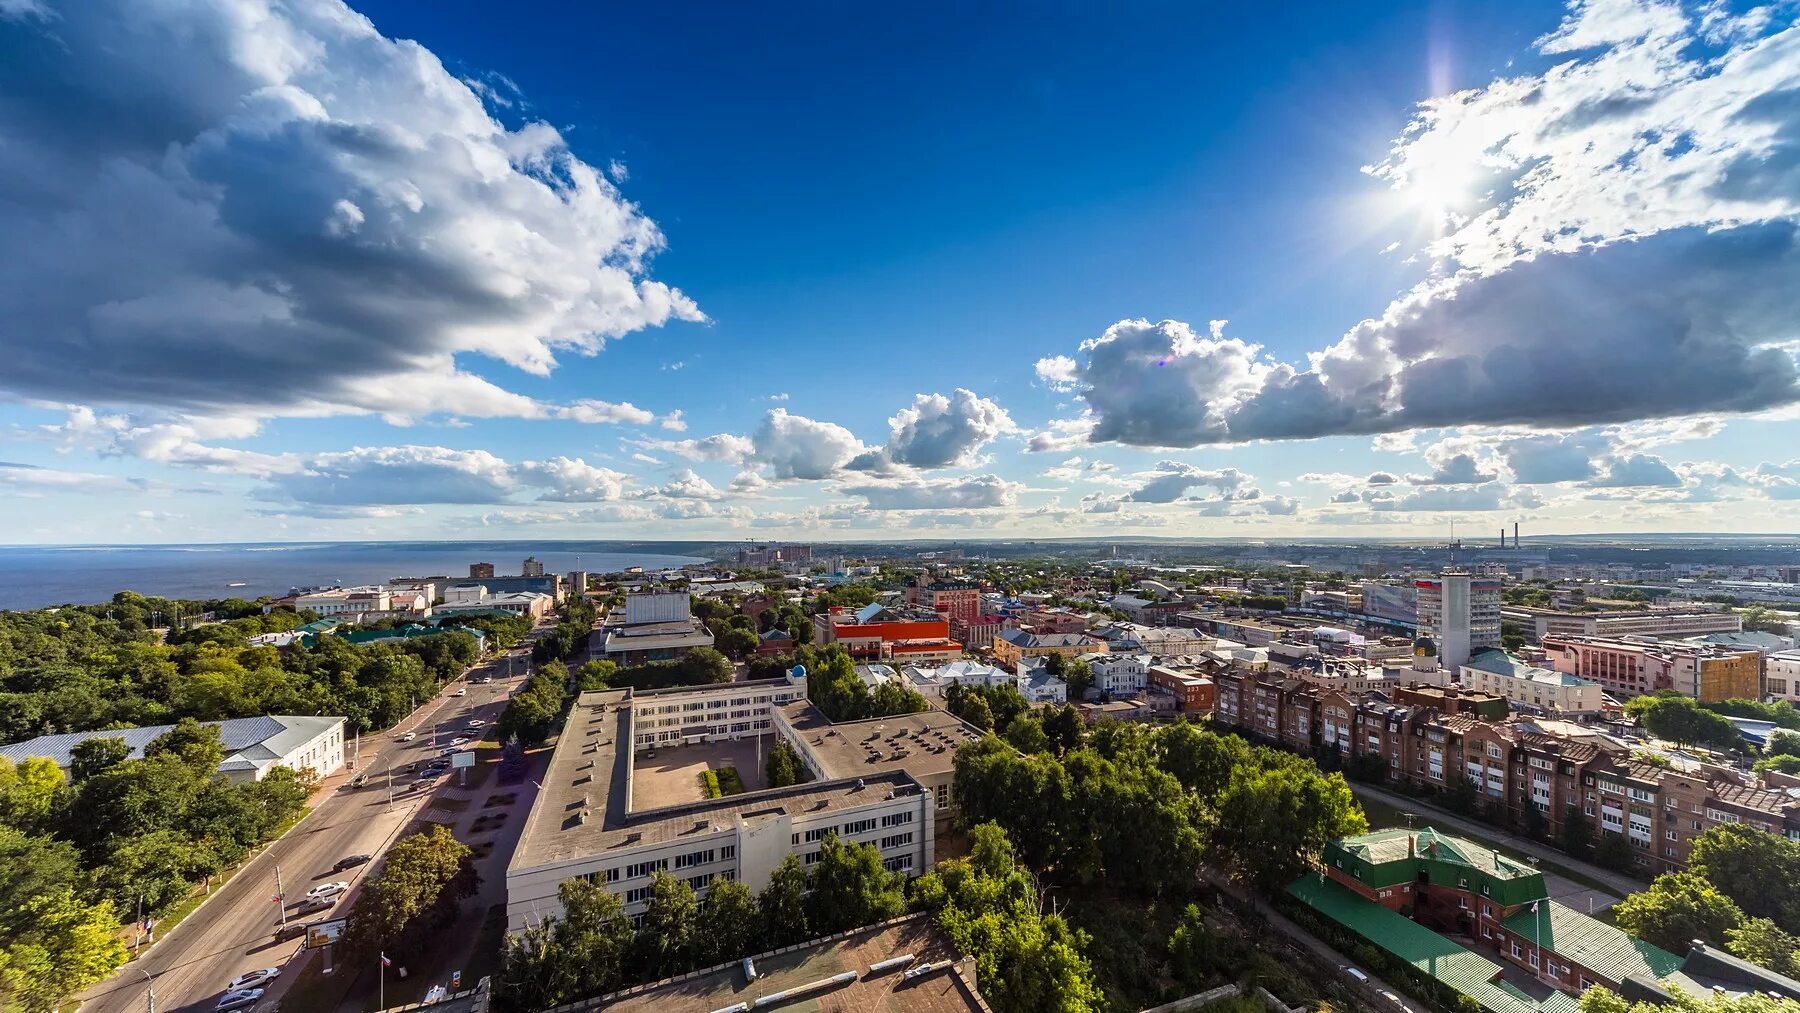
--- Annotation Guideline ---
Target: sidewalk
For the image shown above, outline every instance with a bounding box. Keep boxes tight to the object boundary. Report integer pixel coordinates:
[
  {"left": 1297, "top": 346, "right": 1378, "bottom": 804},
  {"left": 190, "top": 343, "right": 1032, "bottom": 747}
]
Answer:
[{"left": 1348, "top": 781, "right": 1643, "bottom": 898}]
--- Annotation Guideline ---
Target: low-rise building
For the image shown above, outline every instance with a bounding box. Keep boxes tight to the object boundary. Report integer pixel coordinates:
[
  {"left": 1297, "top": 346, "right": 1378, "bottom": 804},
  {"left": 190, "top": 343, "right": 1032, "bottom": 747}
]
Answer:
[
  {"left": 949, "top": 613, "right": 1005, "bottom": 652},
  {"left": 1146, "top": 660, "right": 1215, "bottom": 713},
  {"left": 900, "top": 660, "right": 1016, "bottom": 698},
  {"left": 600, "top": 592, "right": 715, "bottom": 664},
  {"left": 992, "top": 629, "right": 1106, "bottom": 672},
  {"left": 813, "top": 604, "right": 962, "bottom": 664},
  {"left": 0, "top": 714, "right": 346, "bottom": 783},
  {"left": 1085, "top": 653, "right": 1149, "bottom": 697}
]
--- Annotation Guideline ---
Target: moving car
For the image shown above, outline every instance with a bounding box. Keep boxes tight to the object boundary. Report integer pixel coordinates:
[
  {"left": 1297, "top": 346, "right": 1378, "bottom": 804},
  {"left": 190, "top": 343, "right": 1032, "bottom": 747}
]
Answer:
[
  {"left": 304, "top": 881, "right": 348, "bottom": 901},
  {"left": 466, "top": 719, "right": 485, "bottom": 728},
  {"left": 215, "top": 988, "right": 264, "bottom": 1011},
  {"left": 274, "top": 921, "right": 309, "bottom": 941},
  {"left": 398, "top": 732, "right": 417, "bottom": 742},
  {"left": 424, "top": 984, "right": 449, "bottom": 1004},
  {"left": 228, "top": 968, "right": 280, "bottom": 991},
  {"left": 333, "top": 854, "right": 372, "bottom": 872},
  {"left": 450, "top": 736, "right": 471, "bottom": 746},
  {"left": 451, "top": 688, "right": 467, "bottom": 697},
  {"left": 296, "top": 895, "right": 337, "bottom": 915}
]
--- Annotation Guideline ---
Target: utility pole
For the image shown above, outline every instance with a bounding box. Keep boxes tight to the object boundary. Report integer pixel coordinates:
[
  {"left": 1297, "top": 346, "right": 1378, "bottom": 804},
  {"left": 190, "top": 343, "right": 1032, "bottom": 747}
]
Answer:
[
  {"left": 138, "top": 967, "right": 156, "bottom": 1013},
  {"left": 386, "top": 767, "right": 393, "bottom": 813},
  {"left": 274, "top": 864, "right": 286, "bottom": 927}
]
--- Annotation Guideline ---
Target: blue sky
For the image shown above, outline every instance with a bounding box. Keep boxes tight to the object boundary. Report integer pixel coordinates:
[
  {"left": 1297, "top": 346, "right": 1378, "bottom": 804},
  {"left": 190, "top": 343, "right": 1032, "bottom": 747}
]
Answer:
[{"left": 2, "top": 0, "right": 1799, "bottom": 543}]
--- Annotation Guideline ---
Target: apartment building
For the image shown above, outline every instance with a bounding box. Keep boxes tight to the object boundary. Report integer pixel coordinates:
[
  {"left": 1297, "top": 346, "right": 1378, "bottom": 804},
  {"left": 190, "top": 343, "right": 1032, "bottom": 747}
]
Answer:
[
  {"left": 1213, "top": 670, "right": 1800, "bottom": 877},
  {"left": 1768, "top": 650, "right": 1800, "bottom": 704},
  {"left": 912, "top": 579, "right": 981, "bottom": 626},
  {"left": 949, "top": 613, "right": 1005, "bottom": 651},
  {"left": 1085, "top": 653, "right": 1149, "bottom": 697},
  {"left": 1541, "top": 636, "right": 1761, "bottom": 703},
  {"left": 1459, "top": 651, "right": 1604, "bottom": 715},
  {"left": 1145, "top": 660, "right": 1216, "bottom": 713},
  {"left": 296, "top": 585, "right": 393, "bottom": 617},
  {"left": 1416, "top": 572, "right": 1503, "bottom": 670}
]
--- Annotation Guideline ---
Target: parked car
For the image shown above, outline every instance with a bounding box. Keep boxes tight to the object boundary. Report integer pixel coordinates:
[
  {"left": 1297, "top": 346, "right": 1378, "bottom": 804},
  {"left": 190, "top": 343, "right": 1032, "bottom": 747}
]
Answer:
[
  {"left": 466, "top": 719, "right": 486, "bottom": 728},
  {"left": 424, "top": 984, "right": 448, "bottom": 1005},
  {"left": 450, "top": 736, "right": 471, "bottom": 746},
  {"left": 1343, "top": 967, "right": 1370, "bottom": 985},
  {"left": 398, "top": 732, "right": 417, "bottom": 742},
  {"left": 451, "top": 688, "right": 467, "bottom": 697},
  {"left": 214, "top": 988, "right": 264, "bottom": 1011},
  {"left": 296, "top": 895, "right": 337, "bottom": 915},
  {"left": 305, "top": 881, "right": 348, "bottom": 901},
  {"left": 274, "top": 922, "right": 309, "bottom": 942},
  {"left": 228, "top": 968, "right": 280, "bottom": 991},
  {"left": 333, "top": 854, "right": 372, "bottom": 872}
]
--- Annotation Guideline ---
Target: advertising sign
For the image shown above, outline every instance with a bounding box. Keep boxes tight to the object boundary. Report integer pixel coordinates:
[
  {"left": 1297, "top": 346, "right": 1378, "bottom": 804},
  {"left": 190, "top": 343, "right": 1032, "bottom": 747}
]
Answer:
[
  {"left": 450, "top": 751, "right": 476, "bottom": 769},
  {"left": 306, "top": 918, "right": 348, "bottom": 949}
]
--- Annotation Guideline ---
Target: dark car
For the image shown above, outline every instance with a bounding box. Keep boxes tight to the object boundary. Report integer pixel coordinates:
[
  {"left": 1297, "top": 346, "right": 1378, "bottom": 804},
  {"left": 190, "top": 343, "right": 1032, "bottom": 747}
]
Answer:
[
  {"left": 333, "top": 854, "right": 372, "bottom": 872},
  {"left": 274, "top": 921, "right": 310, "bottom": 942}
]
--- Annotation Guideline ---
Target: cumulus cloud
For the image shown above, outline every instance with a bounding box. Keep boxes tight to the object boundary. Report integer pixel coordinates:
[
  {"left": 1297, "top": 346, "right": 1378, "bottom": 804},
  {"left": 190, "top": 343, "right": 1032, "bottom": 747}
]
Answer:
[
  {"left": 1387, "top": 482, "right": 1540, "bottom": 512},
  {"left": 556, "top": 400, "right": 657, "bottom": 426},
  {"left": 857, "top": 389, "right": 1016, "bottom": 470},
  {"left": 750, "top": 409, "right": 865, "bottom": 480},
  {"left": 0, "top": 0, "right": 701, "bottom": 422},
  {"left": 649, "top": 468, "right": 726, "bottom": 500},
  {"left": 638, "top": 433, "right": 755, "bottom": 463},
  {"left": 515, "top": 457, "right": 630, "bottom": 502},
  {"left": 1126, "top": 461, "right": 1255, "bottom": 504},
  {"left": 1586, "top": 453, "right": 1684, "bottom": 488},
  {"left": 264, "top": 446, "right": 518, "bottom": 506},
  {"left": 841, "top": 474, "right": 1022, "bottom": 511},
  {"left": 1410, "top": 442, "right": 1498, "bottom": 485},
  {"left": 1039, "top": 3, "right": 1800, "bottom": 448}
]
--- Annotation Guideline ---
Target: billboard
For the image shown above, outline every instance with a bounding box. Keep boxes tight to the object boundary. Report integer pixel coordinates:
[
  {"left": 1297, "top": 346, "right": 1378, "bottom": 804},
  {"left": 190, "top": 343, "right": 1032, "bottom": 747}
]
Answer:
[
  {"left": 450, "top": 751, "right": 476, "bottom": 769},
  {"left": 306, "top": 918, "right": 348, "bottom": 949},
  {"left": 1361, "top": 582, "right": 1418, "bottom": 624}
]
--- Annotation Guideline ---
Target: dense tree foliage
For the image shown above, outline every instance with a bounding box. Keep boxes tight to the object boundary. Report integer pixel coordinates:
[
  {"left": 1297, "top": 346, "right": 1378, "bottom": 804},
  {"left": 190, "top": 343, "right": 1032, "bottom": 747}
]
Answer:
[
  {"left": 0, "top": 722, "right": 311, "bottom": 1012},
  {"left": 343, "top": 825, "right": 478, "bottom": 964},
  {"left": 954, "top": 721, "right": 1364, "bottom": 896},
  {"left": 1580, "top": 981, "right": 1800, "bottom": 1013},
  {"left": 945, "top": 683, "right": 1029, "bottom": 736},
  {"left": 0, "top": 592, "right": 491, "bottom": 744},
  {"left": 497, "top": 661, "right": 571, "bottom": 744},
  {"left": 1612, "top": 824, "right": 1800, "bottom": 974},
  {"left": 1625, "top": 693, "right": 1745, "bottom": 751},
  {"left": 531, "top": 593, "right": 597, "bottom": 664},
  {"left": 493, "top": 840, "right": 894, "bottom": 1010},
  {"left": 804, "top": 645, "right": 927, "bottom": 721},
  {"left": 608, "top": 648, "right": 734, "bottom": 691},
  {"left": 764, "top": 739, "right": 805, "bottom": 789},
  {"left": 911, "top": 822, "right": 1105, "bottom": 1013},
  {"left": 1613, "top": 872, "right": 1745, "bottom": 951}
]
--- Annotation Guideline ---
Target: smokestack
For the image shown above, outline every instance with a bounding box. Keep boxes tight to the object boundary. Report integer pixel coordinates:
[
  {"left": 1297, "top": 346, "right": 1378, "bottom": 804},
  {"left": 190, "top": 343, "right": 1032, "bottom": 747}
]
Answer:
[
  {"left": 1514, "top": 521, "right": 1520, "bottom": 549},
  {"left": 1501, "top": 528, "right": 1506, "bottom": 549}
]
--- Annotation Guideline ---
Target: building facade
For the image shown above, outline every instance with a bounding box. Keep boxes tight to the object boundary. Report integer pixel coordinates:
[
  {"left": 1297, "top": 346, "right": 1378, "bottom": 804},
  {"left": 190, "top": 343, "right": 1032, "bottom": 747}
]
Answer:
[{"left": 1416, "top": 572, "right": 1503, "bottom": 670}]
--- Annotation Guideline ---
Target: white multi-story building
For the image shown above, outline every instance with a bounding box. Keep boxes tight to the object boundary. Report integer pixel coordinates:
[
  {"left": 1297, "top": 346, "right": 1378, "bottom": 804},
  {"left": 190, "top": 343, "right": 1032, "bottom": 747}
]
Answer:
[
  {"left": 0, "top": 714, "right": 346, "bottom": 783},
  {"left": 1085, "top": 653, "right": 1149, "bottom": 697},
  {"left": 296, "top": 586, "right": 393, "bottom": 617},
  {"left": 1415, "top": 571, "right": 1502, "bottom": 670},
  {"left": 1767, "top": 650, "right": 1800, "bottom": 704},
  {"left": 899, "top": 660, "right": 1015, "bottom": 698},
  {"left": 1459, "top": 651, "right": 1603, "bottom": 715},
  {"left": 508, "top": 681, "right": 982, "bottom": 932}
]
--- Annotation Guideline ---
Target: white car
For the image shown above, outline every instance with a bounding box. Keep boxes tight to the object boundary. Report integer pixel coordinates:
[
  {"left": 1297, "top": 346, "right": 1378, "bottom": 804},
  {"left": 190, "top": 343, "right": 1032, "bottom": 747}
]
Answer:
[
  {"left": 466, "top": 719, "right": 485, "bottom": 728},
  {"left": 215, "top": 988, "right": 264, "bottom": 1011},
  {"left": 398, "top": 732, "right": 417, "bottom": 742},
  {"left": 304, "top": 881, "right": 348, "bottom": 901},
  {"left": 451, "top": 688, "right": 467, "bottom": 697},
  {"left": 450, "top": 736, "right": 471, "bottom": 747},
  {"left": 228, "top": 968, "right": 280, "bottom": 991}
]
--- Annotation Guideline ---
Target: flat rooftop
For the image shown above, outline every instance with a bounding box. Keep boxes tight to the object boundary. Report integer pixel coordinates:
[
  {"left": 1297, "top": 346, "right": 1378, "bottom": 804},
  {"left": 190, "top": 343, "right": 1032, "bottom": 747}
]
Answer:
[
  {"left": 578, "top": 914, "right": 990, "bottom": 1012},
  {"left": 779, "top": 701, "right": 980, "bottom": 782},
  {"left": 510, "top": 692, "right": 927, "bottom": 873}
]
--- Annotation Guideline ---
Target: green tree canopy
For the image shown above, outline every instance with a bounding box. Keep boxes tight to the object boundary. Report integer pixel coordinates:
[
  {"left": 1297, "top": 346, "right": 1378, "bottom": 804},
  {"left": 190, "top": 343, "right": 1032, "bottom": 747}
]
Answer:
[
  {"left": 343, "top": 825, "right": 478, "bottom": 963},
  {"left": 805, "top": 833, "right": 905, "bottom": 936},
  {"left": 1612, "top": 871, "right": 1745, "bottom": 952}
]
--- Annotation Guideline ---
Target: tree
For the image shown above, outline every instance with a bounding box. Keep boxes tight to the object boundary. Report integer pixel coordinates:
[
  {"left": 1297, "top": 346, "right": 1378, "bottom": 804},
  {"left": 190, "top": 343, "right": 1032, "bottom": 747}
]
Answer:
[
  {"left": 765, "top": 740, "right": 804, "bottom": 789},
  {"left": 909, "top": 823, "right": 1104, "bottom": 1013},
  {"left": 1626, "top": 695, "right": 1744, "bottom": 751},
  {"left": 1211, "top": 763, "right": 1367, "bottom": 892},
  {"left": 715, "top": 627, "right": 759, "bottom": 662},
  {"left": 1613, "top": 872, "right": 1745, "bottom": 952},
  {"left": 67, "top": 737, "right": 130, "bottom": 784},
  {"left": 494, "top": 878, "right": 632, "bottom": 1013},
  {"left": 1757, "top": 755, "right": 1800, "bottom": 777},
  {"left": 1689, "top": 823, "right": 1800, "bottom": 926},
  {"left": 143, "top": 718, "right": 227, "bottom": 773},
  {"left": 805, "top": 833, "right": 905, "bottom": 936},
  {"left": 1727, "top": 918, "right": 1800, "bottom": 978},
  {"left": 343, "top": 825, "right": 478, "bottom": 963},
  {"left": 1768, "top": 729, "right": 1800, "bottom": 758},
  {"left": 1594, "top": 830, "right": 1636, "bottom": 872},
  {"left": 1043, "top": 652, "right": 1067, "bottom": 677},
  {"left": 0, "top": 888, "right": 127, "bottom": 1013},
  {"left": 574, "top": 660, "right": 617, "bottom": 692},
  {"left": 632, "top": 872, "right": 698, "bottom": 980},
  {"left": 1006, "top": 715, "right": 1050, "bottom": 755},
  {"left": 1062, "top": 658, "right": 1093, "bottom": 700},
  {"left": 757, "top": 855, "right": 812, "bottom": 948},
  {"left": 1043, "top": 706, "right": 1084, "bottom": 756},
  {"left": 0, "top": 828, "right": 84, "bottom": 939},
  {"left": 1157, "top": 723, "right": 1249, "bottom": 799},
  {"left": 958, "top": 693, "right": 994, "bottom": 732},
  {"left": 0, "top": 757, "right": 65, "bottom": 835},
  {"left": 1560, "top": 808, "right": 1595, "bottom": 857},
  {"left": 694, "top": 878, "right": 759, "bottom": 966}
]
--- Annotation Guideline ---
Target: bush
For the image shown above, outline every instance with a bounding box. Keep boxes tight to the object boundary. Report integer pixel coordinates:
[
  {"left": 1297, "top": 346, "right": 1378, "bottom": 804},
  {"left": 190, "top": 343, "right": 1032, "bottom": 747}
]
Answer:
[
  {"left": 699, "top": 770, "right": 723, "bottom": 799},
  {"left": 716, "top": 766, "right": 745, "bottom": 795}
]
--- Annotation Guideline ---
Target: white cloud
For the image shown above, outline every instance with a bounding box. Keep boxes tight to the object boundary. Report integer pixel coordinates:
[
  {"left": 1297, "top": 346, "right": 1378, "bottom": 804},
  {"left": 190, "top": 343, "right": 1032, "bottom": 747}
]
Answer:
[
  {"left": 841, "top": 474, "right": 1022, "bottom": 511},
  {"left": 557, "top": 400, "right": 657, "bottom": 426},
  {"left": 858, "top": 389, "right": 1016, "bottom": 470},
  {"left": 650, "top": 468, "right": 726, "bottom": 501},
  {"left": 1039, "top": 4, "right": 1800, "bottom": 448},
  {"left": 515, "top": 457, "right": 630, "bottom": 502},
  {"left": 1586, "top": 453, "right": 1684, "bottom": 488},
  {"left": 0, "top": 0, "right": 700, "bottom": 422},
  {"left": 265, "top": 446, "right": 518, "bottom": 506},
  {"left": 1035, "top": 355, "right": 1080, "bottom": 391},
  {"left": 0, "top": 460, "right": 143, "bottom": 496},
  {"left": 638, "top": 433, "right": 756, "bottom": 463},
  {"left": 1126, "top": 461, "right": 1256, "bottom": 504},
  {"left": 750, "top": 409, "right": 865, "bottom": 481}
]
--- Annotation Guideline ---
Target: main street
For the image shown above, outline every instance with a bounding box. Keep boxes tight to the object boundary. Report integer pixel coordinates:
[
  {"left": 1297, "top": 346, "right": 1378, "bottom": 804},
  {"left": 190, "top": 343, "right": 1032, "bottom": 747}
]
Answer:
[{"left": 79, "top": 636, "right": 541, "bottom": 1013}]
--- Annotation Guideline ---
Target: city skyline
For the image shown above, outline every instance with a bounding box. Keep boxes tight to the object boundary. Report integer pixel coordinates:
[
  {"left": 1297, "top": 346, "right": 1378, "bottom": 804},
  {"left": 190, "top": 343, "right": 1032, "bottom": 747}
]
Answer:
[{"left": 3, "top": 0, "right": 1800, "bottom": 544}]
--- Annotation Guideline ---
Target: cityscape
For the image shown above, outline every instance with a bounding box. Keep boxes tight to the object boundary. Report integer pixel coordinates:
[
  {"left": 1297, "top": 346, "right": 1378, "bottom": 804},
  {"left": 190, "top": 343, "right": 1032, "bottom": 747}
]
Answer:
[{"left": 4, "top": 2, "right": 1800, "bottom": 1013}]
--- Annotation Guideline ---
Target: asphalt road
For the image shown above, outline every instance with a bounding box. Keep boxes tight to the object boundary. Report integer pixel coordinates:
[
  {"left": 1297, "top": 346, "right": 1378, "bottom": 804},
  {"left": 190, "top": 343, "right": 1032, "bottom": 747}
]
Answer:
[{"left": 80, "top": 641, "right": 538, "bottom": 1013}]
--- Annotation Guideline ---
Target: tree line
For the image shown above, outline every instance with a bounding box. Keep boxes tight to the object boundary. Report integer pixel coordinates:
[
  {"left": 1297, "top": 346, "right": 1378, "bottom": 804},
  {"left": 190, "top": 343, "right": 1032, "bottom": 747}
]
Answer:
[
  {"left": 0, "top": 720, "right": 311, "bottom": 1012},
  {"left": 0, "top": 591, "right": 527, "bottom": 744},
  {"left": 493, "top": 833, "right": 904, "bottom": 1011},
  {"left": 1613, "top": 823, "right": 1800, "bottom": 978}
]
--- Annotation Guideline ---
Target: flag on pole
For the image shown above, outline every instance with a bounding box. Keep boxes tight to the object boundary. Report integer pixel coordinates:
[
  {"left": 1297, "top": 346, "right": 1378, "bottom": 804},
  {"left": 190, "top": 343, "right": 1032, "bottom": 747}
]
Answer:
[
  {"left": 381, "top": 953, "right": 393, "bottom": 968},
  {"left": 271, "top": 893, "right": 283, "bottom": 904},
  {"left": 1531, "top": 901, "right": 1540, "bottom": 912}
]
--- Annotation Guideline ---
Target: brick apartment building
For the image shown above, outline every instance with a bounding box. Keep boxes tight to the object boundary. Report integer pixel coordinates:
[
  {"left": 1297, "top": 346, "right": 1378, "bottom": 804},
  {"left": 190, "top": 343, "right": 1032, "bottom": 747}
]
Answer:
[
  {"left": 1539, "top": 635, "right": 1761, "bottom": 703},
  {"left": 1213, "top": 671, "right": 1800, "bottom": 876}
]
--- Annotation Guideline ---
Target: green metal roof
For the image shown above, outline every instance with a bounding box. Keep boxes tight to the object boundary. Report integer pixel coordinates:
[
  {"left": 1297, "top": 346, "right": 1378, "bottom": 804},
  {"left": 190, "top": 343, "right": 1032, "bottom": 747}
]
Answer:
[
  {"left": 1501, "top": 902, "right": 1686, "bottom": 987},
  {"left": 1287, "top": 875, "right": 1587, "bottom": 1013},
  {"left": 1323, "top": 827, "right": 1546, "bottom": 907}
]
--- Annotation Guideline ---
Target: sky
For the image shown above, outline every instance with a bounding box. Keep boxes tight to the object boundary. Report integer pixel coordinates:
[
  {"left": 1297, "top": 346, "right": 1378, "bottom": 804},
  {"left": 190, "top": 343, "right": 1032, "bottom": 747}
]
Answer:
[{"left": 2, "top": 0, "right": 1799, "bottom": 544}]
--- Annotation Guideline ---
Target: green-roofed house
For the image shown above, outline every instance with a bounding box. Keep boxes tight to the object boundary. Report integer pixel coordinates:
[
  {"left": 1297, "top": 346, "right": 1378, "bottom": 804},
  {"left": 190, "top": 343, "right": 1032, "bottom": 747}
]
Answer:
[{"left": 1318, "top": 827, "right": 1695, "bottom": 1000}]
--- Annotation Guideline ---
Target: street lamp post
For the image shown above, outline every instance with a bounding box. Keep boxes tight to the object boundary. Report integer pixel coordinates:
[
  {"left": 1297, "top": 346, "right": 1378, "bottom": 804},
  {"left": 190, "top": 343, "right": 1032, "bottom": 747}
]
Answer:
[{"left": 137, "top": 967, "right": 156, "bottom": 1013}]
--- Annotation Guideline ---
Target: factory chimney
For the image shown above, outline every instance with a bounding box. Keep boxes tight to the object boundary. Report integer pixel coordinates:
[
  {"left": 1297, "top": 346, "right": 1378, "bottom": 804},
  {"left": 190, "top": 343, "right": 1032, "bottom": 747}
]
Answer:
[{"left": 1513, "top": 521, "right": 1520, "bottom": 549}]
